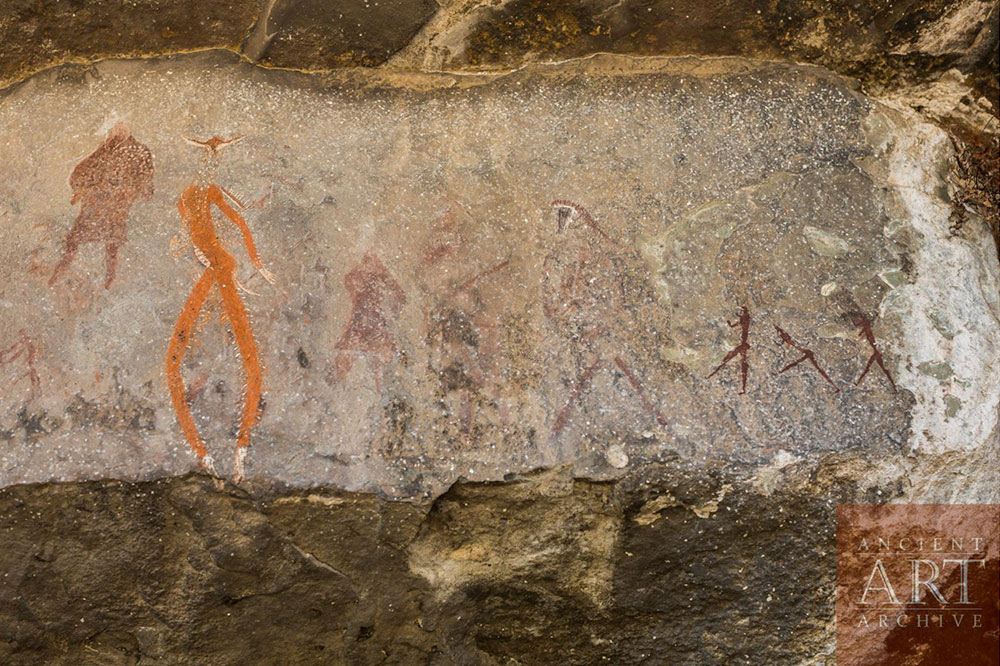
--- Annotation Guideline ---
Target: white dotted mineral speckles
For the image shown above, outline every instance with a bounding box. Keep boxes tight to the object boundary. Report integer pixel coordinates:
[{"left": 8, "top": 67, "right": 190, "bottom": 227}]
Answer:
[{"left": 606, "top": 444, "right": 629, "bottom": 469}]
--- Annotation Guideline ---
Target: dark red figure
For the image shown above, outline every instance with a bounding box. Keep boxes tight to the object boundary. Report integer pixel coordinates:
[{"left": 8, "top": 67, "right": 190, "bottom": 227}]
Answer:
[
  {"left": 331, "top": 252, "right": 407, "bottom": 392},
  {"left": 49, "top": 123, "right": 154, "bottom": 289},
  {"left": 707, "top": 306, "right": 751, "bottom": 394},
  {"left": 773, "top": 325, "right": 839, "bottom": 392},
  {"left": 0, "top": 330, "right": 40, "bottom": 402},
  {"left": 852, "top": 314, "right": 897, "bottom": 393}
]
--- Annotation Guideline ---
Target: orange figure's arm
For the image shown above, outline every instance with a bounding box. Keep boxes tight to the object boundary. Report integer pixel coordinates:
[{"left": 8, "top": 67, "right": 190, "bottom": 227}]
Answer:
[{"left": 209, "top": 186, "right": 272, "bottom": 281}]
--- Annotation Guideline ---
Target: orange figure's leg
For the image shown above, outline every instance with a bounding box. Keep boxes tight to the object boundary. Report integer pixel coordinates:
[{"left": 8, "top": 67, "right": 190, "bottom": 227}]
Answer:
[
  {"left": 167, "top": 269, "right": 215, "bottom": 468},
  {"left": 216, "top": 271, "right": 263, "bottom": 482}
]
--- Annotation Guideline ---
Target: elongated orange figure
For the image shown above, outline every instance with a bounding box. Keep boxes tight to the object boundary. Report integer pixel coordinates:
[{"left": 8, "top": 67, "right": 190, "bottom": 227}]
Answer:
[{"left": 166, "top": 136, "right": 273, "bottom": 482}]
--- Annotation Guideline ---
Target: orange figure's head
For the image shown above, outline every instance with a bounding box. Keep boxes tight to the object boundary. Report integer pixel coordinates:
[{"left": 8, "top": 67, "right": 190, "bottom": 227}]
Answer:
[{"left": 184, "top": 135, "right": 244, "bottom": 184}]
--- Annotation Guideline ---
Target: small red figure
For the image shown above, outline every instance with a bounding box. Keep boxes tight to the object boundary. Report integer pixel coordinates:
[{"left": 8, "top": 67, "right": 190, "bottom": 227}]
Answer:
[
  {"left": 773, "top": 325, "right": 839, "bottom": 392},
  {"left": 852, "top": 314, "right": 897, "bottom": 393},
  {"left": 707, "top": 306, "right": 751, "bottom": 394},
  {"left": 0, "top": 330, "right": 41, "bottom": 402},
  {"left": 331, "top": 252, "right": 407, "bottom": 392}
]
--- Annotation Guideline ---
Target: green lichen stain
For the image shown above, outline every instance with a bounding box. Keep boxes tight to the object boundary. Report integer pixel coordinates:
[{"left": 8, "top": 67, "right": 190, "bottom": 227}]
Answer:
[
  {"left": 944, "top": 394, "right": 962, "bottom": 419},
  {"left": 879, "top": 270, "right": 907, "bottom": 288},
  {"left": 917, "top": 361, "right": 954, "bottom": 381}
]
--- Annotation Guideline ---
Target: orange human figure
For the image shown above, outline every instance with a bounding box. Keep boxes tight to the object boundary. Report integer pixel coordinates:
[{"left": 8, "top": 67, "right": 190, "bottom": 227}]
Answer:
[{"left": 166, "top": 136, "right": 274, "bottom": 482}]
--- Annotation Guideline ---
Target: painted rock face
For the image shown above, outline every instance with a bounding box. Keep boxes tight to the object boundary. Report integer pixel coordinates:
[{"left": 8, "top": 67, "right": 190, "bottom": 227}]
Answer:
[{"left": 0, "top": 54, "right": 996, "bottom": 500}]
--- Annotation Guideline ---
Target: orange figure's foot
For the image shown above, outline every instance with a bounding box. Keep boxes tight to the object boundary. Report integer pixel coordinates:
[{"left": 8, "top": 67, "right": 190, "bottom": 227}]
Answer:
[
  {"left": 233, "top": 447, "right": 248, "bottom": 484},
  {"left": 199, "top": 454, "right": 219, "bottom": 477}
]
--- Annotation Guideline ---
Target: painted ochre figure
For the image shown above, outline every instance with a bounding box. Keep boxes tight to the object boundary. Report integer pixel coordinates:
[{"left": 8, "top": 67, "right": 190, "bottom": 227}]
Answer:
[
  {"left": 543, "top": 200, "right": 667, "bottom": 437},
  {"left": 416, "top": 199, "right": 512, "bottom": 439},
  {"left": 0, "top": 329, "right": 41, "bottom": 403},
  {"left": 50, "top": 122, "right": 154, "bottom": 289},
  {"left": 330, "top": 252, "right": 407, "bottom": 393},
  {"left": 707, "top": 306, "right": 751, "bottom": 395},
  {"left": 166, "top": 136, "right": 273, "bottom": 482},
  {"left": 773, "top": 324, "right": 839, "bottom": 392},
  {"left": 852, "top": 313, "right": 897, "bottom": 393}
]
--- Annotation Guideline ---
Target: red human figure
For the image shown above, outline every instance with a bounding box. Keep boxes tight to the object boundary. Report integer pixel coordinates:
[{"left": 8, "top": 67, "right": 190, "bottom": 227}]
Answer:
[
  {"left": 331, "top": 252, "right": 407, "bottom": 393},
  {"left": 707, "top": 306, "right": 751, "bottom": 394},
  {"left": 773, "top": 325, "right": 839, "bottom": 392},
  {"left": 852, "top": 314, "right": 897, "bottom": 393},
  {"left": 50, "top": 122, "right": 154, "bottom": 289},
  {"left": 0, "top": 330, "right": 41, "bottom": 402},
  {"left": 551, "top": 359, "right": 603, "bottom": 436},
  {"left": 166, "top": 135, "right": 274, "bottom": 483},
  {"left": 612, "top": 356, "right": 666, "bottom": 426},
  {"left": 416, "top": 199, "right": 513, "bottom": 439},
  {"left": 544, "top": 200, "right": 666, "bottom": 436}
]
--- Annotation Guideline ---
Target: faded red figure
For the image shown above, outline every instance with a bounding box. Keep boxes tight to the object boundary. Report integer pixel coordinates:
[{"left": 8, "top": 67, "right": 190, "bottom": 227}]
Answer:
[
  {"left": 707, "top": 306, "right": 751, "bottom": 394},
  {"left": 543, "top": 200, "right": 666, "bottom": 437},
  {"left": 331, "top": 252, "right": 407, "bottom": 392},
  {"left": 0, "top": 330, "right": 40, "bottom": 402},
  {"left": 416, "top": 200, "right": 511, "bottom": 437},
  {"left": 49, "top": 122, "right": 154, "bottom": 289}
]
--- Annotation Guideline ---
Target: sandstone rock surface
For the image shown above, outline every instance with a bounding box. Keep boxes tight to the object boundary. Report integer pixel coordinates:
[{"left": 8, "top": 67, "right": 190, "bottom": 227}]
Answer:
[{"left": 0, "top": 52, "right": 997, "bottom": 665}]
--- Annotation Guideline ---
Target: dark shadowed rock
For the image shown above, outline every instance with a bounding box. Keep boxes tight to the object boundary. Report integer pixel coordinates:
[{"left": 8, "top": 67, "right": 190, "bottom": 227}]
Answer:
[
  {"left": 0, "top": 0, "right": 259, "bottom": 88},
  {"left": 0, "top": 467, "right": 886, "bottom": 665},
  {"left": 246, "top": 0, "right": 438, "bottom": 68}
]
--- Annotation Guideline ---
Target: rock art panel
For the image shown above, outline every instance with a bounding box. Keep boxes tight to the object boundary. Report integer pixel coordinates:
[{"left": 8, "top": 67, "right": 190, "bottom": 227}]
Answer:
[{"left": 0, "top": 53, "right": 995, "bottom": 497}]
